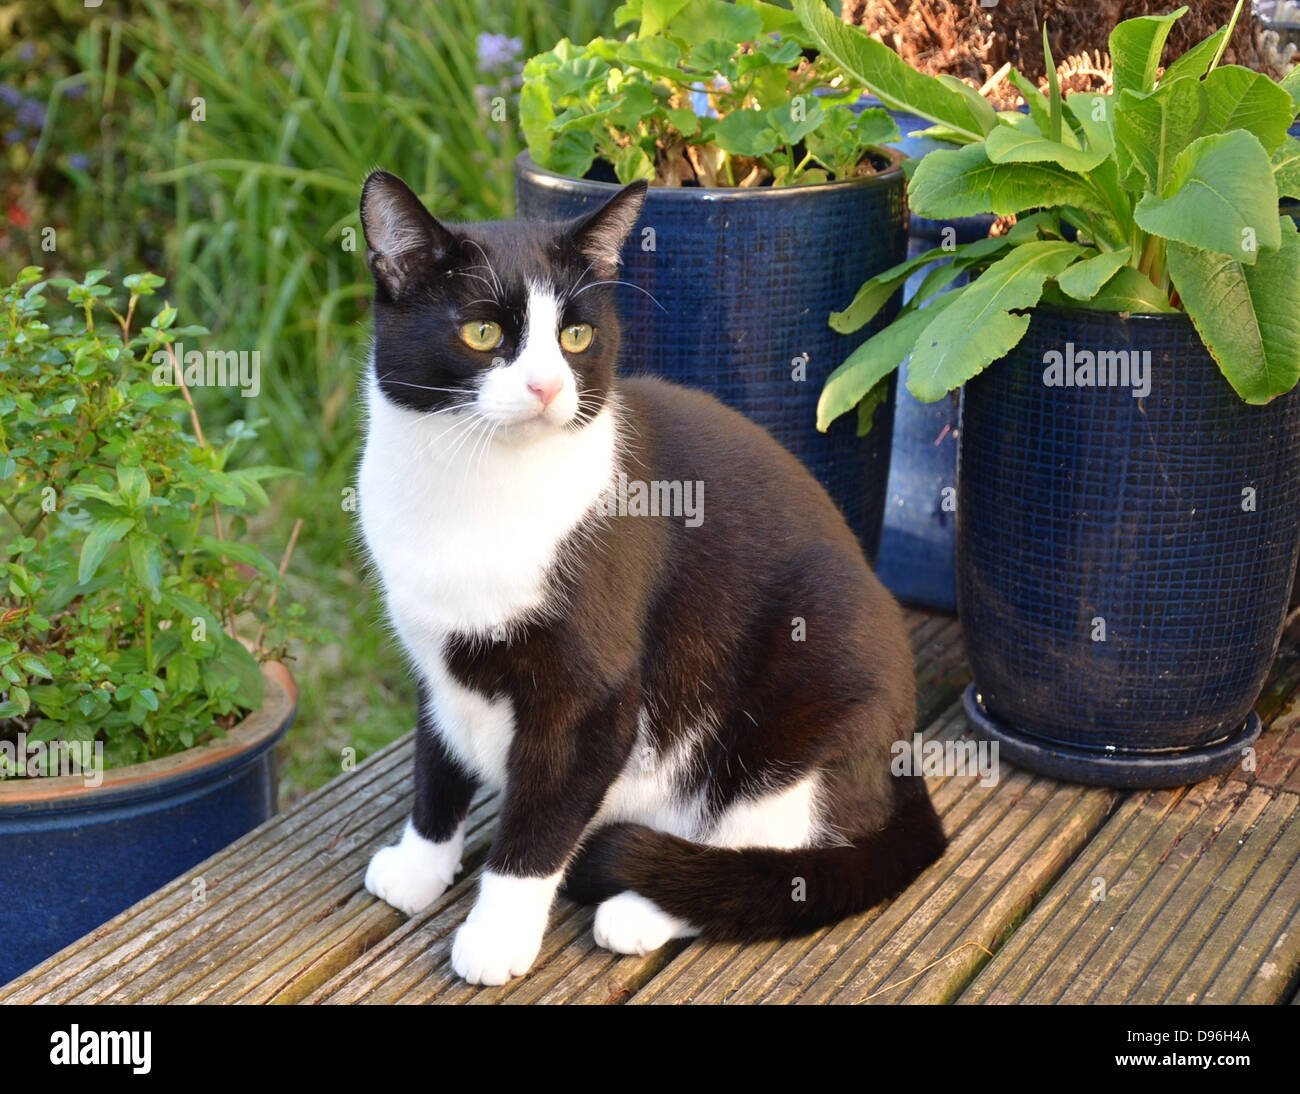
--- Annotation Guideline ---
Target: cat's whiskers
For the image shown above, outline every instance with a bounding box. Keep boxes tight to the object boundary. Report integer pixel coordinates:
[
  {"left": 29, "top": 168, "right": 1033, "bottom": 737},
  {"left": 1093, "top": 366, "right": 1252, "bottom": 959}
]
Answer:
[
  {"left": 462, "top": 239, "right": 504, "bottom": 298},
  {"left": 569, "top": 278, "right": 667, "bottom": 312}
]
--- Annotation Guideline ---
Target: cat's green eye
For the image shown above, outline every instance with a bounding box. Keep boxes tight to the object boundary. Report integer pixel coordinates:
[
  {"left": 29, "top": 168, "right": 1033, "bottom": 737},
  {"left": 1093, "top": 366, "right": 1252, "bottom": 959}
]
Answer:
[
  {"left": 560, "top": 322, "right": 594, "bottom": 353},
  {"left": 460, "top": 319, "right": 503, "bottom": 351}
]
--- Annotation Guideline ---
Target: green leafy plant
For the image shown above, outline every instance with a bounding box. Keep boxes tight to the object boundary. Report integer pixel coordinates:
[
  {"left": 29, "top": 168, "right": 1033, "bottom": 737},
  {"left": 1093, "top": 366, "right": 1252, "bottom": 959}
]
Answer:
[
  {"left": 521, "top": 0, "right": 901, "bottom": 186},
  {"left": 795, "top": 0, "right": 1300, "bottom": 431},
  {"left": 0, "top": 266, "right": 298, "bottom": 773}
]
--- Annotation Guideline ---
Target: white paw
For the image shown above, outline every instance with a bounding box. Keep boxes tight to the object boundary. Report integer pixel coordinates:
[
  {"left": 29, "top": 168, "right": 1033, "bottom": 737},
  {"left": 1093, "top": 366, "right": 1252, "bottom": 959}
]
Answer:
[
  {"left": 594, "top": 891, "right": 695, "bottom": 956},
  {"left": 364, "top": 821, "right": 463, "bottom": 917},
  {"left": 450, "top": 870, "right": 559, "bottom": 984},
  {"left": 451, "top": 919, "right": 544, "bottom": 985}
]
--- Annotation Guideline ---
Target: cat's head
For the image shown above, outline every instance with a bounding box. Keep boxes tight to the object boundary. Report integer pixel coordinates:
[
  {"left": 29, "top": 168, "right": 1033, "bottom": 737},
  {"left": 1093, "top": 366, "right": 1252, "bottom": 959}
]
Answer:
[{"left": 359, "top": 169, "right": 646, "bottom": 439}]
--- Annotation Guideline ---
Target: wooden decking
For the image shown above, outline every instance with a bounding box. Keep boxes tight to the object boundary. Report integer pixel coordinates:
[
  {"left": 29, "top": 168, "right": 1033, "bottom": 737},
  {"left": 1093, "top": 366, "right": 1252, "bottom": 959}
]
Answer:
[{"left": 5, "top": 609, "right": 1300, "bottom": 1005}]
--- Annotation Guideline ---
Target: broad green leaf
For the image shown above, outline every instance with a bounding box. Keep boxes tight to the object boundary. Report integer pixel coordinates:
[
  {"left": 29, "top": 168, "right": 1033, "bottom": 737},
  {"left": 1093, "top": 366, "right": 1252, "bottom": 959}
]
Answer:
[
  {"left": 985, "top": 122, "right": 1109, "bottom": 171},
  {"left": 128, "top": 534, "right": 163, "bottom": 598},
  {"left": 220, "top": 636, "right": 265, "bottom": 710},
  {"left": 908, "top": 141, "right": 1112, "bottom": 220},
  {"left": 767, "top": 98, "right": 825, "bottom": 147},
  {"left": 1275, "top": 137, "right": 1300, "bottom": 200},
  {"left": 793, "top": 0, "right": 993, "bottom": 142},
  {"left": 638, "top": 0, "right": 691, "bottom": 35},
  {"left": 613, "top": 143, "right": 655, "bottom": 183},
  {"left": 550, "top": 130, "right": 596, "bottom": 178},
  {"left": 1158, "top": 26, "right": 1228, "bottom": 86},
  {"left": 1201, "top": 65, "right": 1295, "bottom": 154},
  {"left": 907, "top": 241, "right": 1084, "bottom": 401},
  {"left": 829, "top": 250, "right": 945, "bottom": 333},
  {"left": 665, "top": 0, "right": 762, "bottom": 48},
  {"left": 1282, "top": 65, "right": 1300, "bottom": 116},
  {"left": 78, "top": 516, "right": 135, "bottom": 584},
  {"left": 1055, "top": 246, "right": 1134, "bottom": 300},
  {"left": 519, "top": 79, "right": 557, "bottom": 167},
  {"left": 706, "top": 108, "right": 778, "bottom": 158},
  {"left": 1008, "top": 67, "right": 1051, "bottom": 135},
  {"left": 1133, "top": 130, "right": 1280, "bottom": 264},
  {"left": 1167, "top": 216, "right": 1300, "bottom": 402},
  {"left": 65, "top": 482, "right": 124, "bottom": 508},
  {"left": 116, "top": 464, "right": 150, "bottom": 508},
  {"left": 1114, "top": 81, "right": 1208, "bottom": 192},
  {"left": 195, "top": 535, "right": 279, "bottom": 579},
  {"left": 1110, "top": 6, "right": 1186, "bottom": 99},
  {"left": 818, "top": 291, "right": 962, "bottom": 429},
  {"left": 617, "top": 37, "right": 683, "bottom": 81},
  {"left": 1065, "top": 92, "right": 1115, "bottom": 157},
  {"left": 856, "top": 377, "right": 891, "bottom": 438}
]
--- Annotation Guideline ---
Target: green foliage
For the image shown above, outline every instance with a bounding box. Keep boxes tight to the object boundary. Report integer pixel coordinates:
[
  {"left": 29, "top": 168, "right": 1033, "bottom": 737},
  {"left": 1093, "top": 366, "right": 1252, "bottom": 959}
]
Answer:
[
  {"left": 520, "top": 0, "right": 900, "bottom": 186},
  {"left": 0, "top": 267, "right": 297, "bottom": 772},
  {"left": 795, "top": 0, "right": 1300, "bottom": 428}
]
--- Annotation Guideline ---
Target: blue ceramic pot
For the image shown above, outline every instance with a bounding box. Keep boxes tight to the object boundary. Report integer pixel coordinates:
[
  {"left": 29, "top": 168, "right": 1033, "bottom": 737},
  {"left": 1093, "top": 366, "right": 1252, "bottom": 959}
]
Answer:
[
  {"left": 514, "top": 151, "right": 908, "bottom": 558},
  {"left": 0, "top": 666, "right": 295, "bottom": 985},
  {"left": 957, "top": 307, "right": 1300, "bottom": 788}
]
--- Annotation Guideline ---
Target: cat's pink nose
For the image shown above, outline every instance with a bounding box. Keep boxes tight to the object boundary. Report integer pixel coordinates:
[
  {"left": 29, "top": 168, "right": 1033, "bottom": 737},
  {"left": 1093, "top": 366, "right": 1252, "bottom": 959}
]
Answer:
[{"left": 528, "top": 377, "right": 563, "bottom": 407}]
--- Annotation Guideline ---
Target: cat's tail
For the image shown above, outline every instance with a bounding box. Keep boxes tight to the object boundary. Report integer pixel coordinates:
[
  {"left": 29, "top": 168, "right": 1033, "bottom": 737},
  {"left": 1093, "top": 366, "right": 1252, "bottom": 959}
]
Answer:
[{"left": 563, "top": 777, "right": 946, "bottom": 941}]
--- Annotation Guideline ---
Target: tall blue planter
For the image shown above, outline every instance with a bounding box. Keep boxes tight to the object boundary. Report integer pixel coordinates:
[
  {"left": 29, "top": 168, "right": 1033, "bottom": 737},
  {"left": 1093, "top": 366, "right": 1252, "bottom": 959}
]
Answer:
[
  {"left": 0, "top": 670, "right": 295, "bottom": 987},
  {"left": 514, "top": 151, "right": 908, "bottom": 558},
  {"left": 958, "top": 307, "right": 1300, "bottom": 788}
]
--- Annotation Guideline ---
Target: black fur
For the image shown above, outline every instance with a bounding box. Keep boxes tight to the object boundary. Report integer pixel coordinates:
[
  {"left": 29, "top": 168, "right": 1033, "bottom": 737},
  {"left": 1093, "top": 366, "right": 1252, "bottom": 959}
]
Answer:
[{"left": 361, "top": 171, "right": 946, "bottom": 943}]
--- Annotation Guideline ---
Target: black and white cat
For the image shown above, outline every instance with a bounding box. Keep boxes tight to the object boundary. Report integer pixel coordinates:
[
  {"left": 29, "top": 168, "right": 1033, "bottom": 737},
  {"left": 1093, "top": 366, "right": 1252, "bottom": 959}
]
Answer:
[{"left": 356, "top": 170, "right": 946, "bottom": 985}]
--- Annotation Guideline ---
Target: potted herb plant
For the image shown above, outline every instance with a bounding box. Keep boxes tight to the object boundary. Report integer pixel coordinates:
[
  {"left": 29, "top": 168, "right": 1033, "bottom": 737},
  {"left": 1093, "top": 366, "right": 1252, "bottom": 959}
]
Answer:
[
  {"left": 801, "top": 0, "right": 1300, "bottom": 787},
  {"left": 0, "top": 267, "right": 300, "bottom": 983},
  {"left": 514, "top": 0, "right": 908, "bottom": 555}
]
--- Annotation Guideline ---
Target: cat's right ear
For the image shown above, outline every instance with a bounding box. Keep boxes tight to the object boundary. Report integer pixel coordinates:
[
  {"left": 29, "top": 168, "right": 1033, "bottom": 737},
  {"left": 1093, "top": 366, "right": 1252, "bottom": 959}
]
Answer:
[{"left": 360, "top": 170, "right": 457, "bottom": 300}]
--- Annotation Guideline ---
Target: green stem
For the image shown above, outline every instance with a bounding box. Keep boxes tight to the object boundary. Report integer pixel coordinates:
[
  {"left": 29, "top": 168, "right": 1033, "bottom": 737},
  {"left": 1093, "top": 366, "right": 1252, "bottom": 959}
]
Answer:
[{"left": 143, "top": 600, "right": 154, "bottom": 673}]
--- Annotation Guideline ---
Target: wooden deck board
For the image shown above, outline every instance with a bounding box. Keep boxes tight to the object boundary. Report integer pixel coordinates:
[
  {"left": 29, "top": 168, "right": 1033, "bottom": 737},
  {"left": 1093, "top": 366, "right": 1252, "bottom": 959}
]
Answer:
[
  {"left": 6, "top": 609, "right": 1298, "bottom": 1006},
  {"left": 959, "top": 641, "right": 1300, "bottom": 1006}
]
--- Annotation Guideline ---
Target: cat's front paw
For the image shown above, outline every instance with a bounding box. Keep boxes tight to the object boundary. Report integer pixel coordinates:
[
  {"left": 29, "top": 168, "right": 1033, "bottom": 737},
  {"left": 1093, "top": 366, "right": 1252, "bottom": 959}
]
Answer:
[
  {"left": 451, "top": 919, "right": 543, "bottom": 985},
  {"left": 364, "top": 822, "right": 462, "bottom": 917},
  {"left": 594, "top": 891, "right": 694, "bottom": 955}
]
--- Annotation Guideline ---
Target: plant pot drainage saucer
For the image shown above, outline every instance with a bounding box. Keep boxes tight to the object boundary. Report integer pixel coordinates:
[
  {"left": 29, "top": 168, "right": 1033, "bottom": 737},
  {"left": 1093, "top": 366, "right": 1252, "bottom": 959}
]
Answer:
[{"left": 961, "top": 685, "right": 1261, "bottom": 789}]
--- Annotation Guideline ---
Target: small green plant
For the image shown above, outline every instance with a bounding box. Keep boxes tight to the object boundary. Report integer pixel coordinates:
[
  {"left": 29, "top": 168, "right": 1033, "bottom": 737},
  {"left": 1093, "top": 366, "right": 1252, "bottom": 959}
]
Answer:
[
  {"left": 521, "top": 0, "right": 900, "bottom": 186},
  {"left": 796, "top": 0, "right": 1300, "bottom": 430},
  {"left": 0, "top": 266, "right": 297, "bottom": 773}
]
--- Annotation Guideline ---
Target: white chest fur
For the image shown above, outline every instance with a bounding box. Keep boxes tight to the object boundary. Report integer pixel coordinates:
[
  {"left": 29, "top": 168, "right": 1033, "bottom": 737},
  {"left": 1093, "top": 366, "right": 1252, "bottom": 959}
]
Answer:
[{"left": 358, "top": 379, "right": 618, "bottom": 785}]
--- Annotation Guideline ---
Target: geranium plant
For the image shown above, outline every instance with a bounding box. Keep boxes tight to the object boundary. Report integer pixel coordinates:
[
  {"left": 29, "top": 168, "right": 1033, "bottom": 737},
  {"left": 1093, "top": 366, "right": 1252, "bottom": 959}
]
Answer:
[
  {"left": 521, "top": 0, "right": 901, "bottom": 186},
  {"left": 0, "top": 266, "right": 297, "bottom": 773},
  {"left": 796, "top": 0, "right": 1300, "bottom": 430}
]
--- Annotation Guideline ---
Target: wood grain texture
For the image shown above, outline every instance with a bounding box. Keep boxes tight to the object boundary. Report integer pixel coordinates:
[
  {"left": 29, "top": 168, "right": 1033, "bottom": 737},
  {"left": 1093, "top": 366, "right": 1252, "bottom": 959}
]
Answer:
[{"left": 8, "top": 611, "right": 1298, "bottom": 1006}]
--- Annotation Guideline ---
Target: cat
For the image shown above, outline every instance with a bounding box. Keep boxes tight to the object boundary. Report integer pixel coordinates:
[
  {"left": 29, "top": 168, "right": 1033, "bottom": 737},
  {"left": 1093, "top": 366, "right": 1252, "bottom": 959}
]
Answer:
[{"left": 356, "top": 169, "right": 947, "bottom": 985}]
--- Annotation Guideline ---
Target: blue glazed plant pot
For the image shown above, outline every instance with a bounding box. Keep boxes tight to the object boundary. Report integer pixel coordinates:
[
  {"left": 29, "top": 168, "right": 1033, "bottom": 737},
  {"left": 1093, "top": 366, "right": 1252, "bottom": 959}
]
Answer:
[
  {"left": 0, "top": 664, "right": 296, "bottom": 986},
  {"left": 514, "top": 151, "right": 908, "bottom": 559},
  {"left": 957, "top": 307, "right": 1300, "bottom": 788}
]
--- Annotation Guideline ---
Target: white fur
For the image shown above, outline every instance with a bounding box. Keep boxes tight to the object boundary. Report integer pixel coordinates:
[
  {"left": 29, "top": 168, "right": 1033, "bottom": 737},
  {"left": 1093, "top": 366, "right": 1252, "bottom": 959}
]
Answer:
[
  {"left": 363, "top": 820, "right": 464, "bottom": 916},
  {"left": 594, "top": 891, "right": 696, "bottom": 955},
  {"left": 593, "top": 708, "right": 707, "bottom": 836},
  {"left": 452, "top": 870, "right": 562, "bottom": 984},
  {"left": 708, "top": 774, "right": 823, "bottom": 849},
  {"left": 360, "top": 284, "right": 827, "bottom": 974},
  {"left": 359, "top": 369, "right": 619, "bottom": 787},
  {"left": 477, "top": 285, "right": 580, "bottom": 428}
]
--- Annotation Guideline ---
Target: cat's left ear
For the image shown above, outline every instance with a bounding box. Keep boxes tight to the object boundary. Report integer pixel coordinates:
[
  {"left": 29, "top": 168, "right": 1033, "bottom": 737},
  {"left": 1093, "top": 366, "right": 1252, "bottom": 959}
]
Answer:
[
  {"left": 567, "top": 180, "right": 648, "bottom": 271},
  {"left": 360, "top": 170, "right": 458, "bottom": 300}
]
